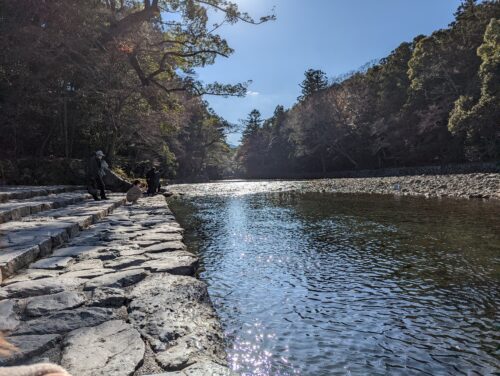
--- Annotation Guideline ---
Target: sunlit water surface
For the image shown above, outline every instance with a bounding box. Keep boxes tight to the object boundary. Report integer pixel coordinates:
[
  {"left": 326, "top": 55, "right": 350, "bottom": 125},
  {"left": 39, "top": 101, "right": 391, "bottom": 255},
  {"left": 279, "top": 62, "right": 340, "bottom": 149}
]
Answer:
[{"left": 168, "top": 180, "right": 500, "bottom": 376}]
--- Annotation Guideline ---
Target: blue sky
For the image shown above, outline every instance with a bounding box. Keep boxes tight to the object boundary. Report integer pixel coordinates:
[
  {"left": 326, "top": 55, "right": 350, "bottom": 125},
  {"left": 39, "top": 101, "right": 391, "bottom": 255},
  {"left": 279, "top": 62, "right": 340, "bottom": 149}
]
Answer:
[{"left": 195, "top": 0, "right": 464, "bottom": 145}]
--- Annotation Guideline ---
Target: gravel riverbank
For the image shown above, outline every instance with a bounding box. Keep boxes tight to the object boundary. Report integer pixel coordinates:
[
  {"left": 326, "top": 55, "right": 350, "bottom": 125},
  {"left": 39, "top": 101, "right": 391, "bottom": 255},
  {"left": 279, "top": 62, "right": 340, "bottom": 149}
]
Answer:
[
  {"left": 169, "top": 173, "right": 500, "bottom": 200},
  {"left": 304, "top": 173, "right": 500, "bottom": 200}
]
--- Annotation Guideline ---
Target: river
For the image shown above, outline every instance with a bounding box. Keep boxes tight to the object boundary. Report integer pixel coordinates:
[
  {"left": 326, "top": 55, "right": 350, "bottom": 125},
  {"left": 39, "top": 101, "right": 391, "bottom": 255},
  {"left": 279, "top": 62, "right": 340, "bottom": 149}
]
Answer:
[{"left": 168, "top": 180, "right": 500, "bottom": 376}]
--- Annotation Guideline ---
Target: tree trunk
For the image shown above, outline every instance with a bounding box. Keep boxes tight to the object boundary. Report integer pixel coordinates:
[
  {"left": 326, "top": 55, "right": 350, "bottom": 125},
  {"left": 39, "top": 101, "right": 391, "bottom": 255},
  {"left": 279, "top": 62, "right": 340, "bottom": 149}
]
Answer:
[
  {"left": 38, "top": 121, "right": 54, "bottom": 158},
  {"left": 332, "top": 144, "right": 358, "bottom": 168},
  {"left": 320, "top": 153, "right": 326, "bottom": 174},
  {"left": 63, "top": 97, "right": 69, "bottom": 158}
]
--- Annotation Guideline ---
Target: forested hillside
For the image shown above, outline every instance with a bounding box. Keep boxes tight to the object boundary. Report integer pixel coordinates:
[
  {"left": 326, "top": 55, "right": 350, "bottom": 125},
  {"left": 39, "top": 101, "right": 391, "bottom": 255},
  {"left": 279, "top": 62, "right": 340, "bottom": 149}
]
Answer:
[
  {"left": 0, "top": 0, "right": 272, "bottom": 180},
  {"left": 238, "top": 1, "right": 499, "bottom": 178}
]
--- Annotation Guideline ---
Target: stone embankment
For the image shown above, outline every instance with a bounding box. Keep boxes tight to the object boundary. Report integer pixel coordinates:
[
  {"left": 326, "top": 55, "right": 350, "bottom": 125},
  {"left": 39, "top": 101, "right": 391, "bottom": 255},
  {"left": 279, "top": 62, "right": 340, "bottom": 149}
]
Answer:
[{"left": 0, "top": 186, "right": 234, "bottom": 375}]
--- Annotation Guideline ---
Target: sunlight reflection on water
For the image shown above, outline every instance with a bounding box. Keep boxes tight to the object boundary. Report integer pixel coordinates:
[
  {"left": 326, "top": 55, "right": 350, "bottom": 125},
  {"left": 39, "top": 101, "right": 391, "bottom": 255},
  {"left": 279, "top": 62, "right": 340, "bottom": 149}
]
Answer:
[{"left": 169, "top": 180, "right": 500, "bottom": 376}]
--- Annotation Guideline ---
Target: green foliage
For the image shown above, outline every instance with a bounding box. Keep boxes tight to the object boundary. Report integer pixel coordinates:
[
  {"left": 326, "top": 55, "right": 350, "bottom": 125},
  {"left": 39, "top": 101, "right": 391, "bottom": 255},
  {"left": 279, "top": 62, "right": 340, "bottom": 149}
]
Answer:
[
  {"left": 161, "top": 143, "right": 179, "bottom": 177},
  {"left": 448, "top": 18, "right": 500, "bottom": 161},
  {"left": 237, "top": 109, "right": 269, "bottom": 176},
  {"left": 477, "top": 18, "right": 500, "bottom": 97},
  {"left": 0, "top": 0, "right": 273, "bottom": 181},
  {"left": 241, "top": 109, "right": 263, "bottom": 140}
]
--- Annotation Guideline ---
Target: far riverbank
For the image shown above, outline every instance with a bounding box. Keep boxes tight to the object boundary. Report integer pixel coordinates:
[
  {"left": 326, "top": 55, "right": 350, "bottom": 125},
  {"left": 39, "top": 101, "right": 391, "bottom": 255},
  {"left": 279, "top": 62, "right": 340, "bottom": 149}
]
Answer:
[
  {"left": 169, "top": 172, "right": 500, "bottom": 200},
  {"left": 298, "top": 172, "right": 500, "bottom": 200}
]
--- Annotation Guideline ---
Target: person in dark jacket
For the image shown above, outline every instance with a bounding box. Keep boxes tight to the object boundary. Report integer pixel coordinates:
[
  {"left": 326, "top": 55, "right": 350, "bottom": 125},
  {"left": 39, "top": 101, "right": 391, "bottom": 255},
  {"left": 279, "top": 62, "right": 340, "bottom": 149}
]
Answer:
[
  {"left": 154, "top": 169, "right": 162, "bottom": 193},
  {"left": 87, "top": 150, "right": 108, "bottom": 200},
  {"left": 145, "top": 166, "right": 157, "bottom": 195}
]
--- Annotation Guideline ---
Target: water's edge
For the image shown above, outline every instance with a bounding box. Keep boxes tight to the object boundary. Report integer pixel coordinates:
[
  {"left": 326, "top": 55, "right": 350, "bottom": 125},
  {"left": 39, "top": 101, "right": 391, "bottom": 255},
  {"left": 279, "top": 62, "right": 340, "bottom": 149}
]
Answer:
[{"left": 169, "top": 172, "right": 500, "bottom": 201}]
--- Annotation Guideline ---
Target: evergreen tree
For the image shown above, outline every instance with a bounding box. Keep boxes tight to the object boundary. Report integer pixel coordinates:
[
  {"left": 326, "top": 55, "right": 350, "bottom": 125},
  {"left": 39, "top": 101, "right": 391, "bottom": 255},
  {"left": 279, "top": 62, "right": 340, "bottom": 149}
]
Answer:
[
  {"left": 241, "top": 110, "right": 263, "bottom": 140},
  {"left": 298, "top": 69, "right": 328, "bottom": 101}
]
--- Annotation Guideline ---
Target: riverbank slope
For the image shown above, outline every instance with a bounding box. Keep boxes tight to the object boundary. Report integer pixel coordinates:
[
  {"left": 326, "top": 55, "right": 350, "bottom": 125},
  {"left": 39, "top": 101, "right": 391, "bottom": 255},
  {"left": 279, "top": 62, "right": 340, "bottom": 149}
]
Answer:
[{"left": 0, "top": 191, "right": 234, "bottom": 375}]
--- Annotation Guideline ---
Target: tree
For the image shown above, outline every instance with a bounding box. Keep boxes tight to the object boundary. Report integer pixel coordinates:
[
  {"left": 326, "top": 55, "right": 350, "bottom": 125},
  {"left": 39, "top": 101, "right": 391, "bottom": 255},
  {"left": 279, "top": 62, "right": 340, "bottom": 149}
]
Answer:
[
  {"left": 448, "top": 18, "right": 500, "bottom": 161},
  {"left": 238, "top": 109, "right": 269, "bottom": 176},
  {"left": 298, "top": 69, "right": 328, "bottom": 101},
  {"left": 0, "top": 0, "right": 274, "bottom": 180},
  {"left": 241, "top": 109, "right": 263, "bottom": 140}
]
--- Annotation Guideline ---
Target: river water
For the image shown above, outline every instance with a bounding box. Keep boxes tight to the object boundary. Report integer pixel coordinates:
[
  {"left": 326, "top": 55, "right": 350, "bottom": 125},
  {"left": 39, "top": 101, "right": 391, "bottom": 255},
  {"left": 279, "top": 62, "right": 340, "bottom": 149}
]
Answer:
[{"left": 168, "top": 180, "right": 500, "bottom": 376}]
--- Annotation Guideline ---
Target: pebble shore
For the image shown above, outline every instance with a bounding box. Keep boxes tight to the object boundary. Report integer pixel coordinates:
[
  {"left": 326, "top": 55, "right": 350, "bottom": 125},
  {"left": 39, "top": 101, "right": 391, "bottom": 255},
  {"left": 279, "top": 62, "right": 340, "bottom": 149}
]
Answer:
[
  {"left": 170, "top": 173, "right": 500, "bottom": 201},
  {"left": 304, "top": 173, "right": 500, "bottom": 200}
]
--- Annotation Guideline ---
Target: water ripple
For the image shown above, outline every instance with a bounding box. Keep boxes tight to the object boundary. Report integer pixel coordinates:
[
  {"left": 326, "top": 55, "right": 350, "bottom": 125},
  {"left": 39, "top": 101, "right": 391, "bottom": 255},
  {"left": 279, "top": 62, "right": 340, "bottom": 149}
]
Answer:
[{"left": 170, "top": 183, "right": 500, "bottom": 376}]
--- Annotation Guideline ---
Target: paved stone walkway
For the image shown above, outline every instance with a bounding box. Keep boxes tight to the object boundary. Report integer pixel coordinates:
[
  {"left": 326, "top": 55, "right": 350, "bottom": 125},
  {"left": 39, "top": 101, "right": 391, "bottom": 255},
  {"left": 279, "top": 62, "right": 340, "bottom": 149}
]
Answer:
[
  {"left": 0, "top": 189, "right": 234, "bottom": 375},
  {"left": 0, "top": 186, "right": 84, "bottom": 203}
]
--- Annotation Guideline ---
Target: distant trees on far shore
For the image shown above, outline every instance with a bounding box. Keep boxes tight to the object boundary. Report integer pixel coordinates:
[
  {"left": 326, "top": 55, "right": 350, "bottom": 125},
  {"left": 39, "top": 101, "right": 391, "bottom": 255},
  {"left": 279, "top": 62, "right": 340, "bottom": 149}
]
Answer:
[{"left": 237, "top": 1, "right": 500, "bottom": 178}]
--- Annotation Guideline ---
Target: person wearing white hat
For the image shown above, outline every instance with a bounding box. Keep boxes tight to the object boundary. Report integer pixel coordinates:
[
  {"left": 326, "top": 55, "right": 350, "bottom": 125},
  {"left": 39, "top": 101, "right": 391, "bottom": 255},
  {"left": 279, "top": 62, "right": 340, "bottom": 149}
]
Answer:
[{"left": 87, "top": 150, "right": 108, "bottom": 200}]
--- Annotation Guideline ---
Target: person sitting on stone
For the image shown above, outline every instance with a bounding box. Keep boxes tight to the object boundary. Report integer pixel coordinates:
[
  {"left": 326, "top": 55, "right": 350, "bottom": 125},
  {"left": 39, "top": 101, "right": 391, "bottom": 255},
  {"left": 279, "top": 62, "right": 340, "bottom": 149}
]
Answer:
[
  {"left": 87, "top": 150, "right": 108, "bottom": 201},
  {"left": 126, "top": 180, "right": 143, "bottom": 204}
]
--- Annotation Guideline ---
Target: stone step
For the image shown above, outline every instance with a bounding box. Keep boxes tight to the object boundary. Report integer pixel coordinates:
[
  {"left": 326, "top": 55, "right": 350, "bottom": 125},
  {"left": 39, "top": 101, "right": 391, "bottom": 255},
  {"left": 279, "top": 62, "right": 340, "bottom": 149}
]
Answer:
[
  {"left": 0, "top": 195, "right": 125, "bottom": 282},
  {"left": 0, "top": 191, "right": 92, "bottom": 224},
  {"left": 0, "top": 186, "right": 84, "bottom": 203}
]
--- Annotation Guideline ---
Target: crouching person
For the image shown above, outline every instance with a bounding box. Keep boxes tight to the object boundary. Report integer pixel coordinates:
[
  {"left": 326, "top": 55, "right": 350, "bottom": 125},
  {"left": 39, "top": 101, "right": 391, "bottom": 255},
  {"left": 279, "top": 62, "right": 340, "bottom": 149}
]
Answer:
[{"left": 126, "top": 180, "right": 143, "bottom": 204}]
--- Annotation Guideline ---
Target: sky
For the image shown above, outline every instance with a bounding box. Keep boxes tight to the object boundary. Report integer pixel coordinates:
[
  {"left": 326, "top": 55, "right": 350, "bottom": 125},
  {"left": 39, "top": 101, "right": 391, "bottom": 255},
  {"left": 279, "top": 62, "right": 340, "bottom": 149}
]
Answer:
[{"left": 195, "top": 0, "right": 465, "bottom": 145}]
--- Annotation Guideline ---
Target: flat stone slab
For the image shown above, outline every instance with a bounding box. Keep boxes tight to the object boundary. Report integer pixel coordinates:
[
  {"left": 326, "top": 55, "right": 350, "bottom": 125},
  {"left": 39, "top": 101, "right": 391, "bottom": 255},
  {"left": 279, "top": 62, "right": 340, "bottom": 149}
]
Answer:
[
  {"left": 103, "top": 256, "right": 148, "bottom": 270},
  {"left": 0, "top": 191, "right": 89, "bottom": 224},
  {"left": 0, "top": 299, "right": 19, "bottom": 331},
  {"left": 88, "top": 287, "right": 126, "bottom": 307},
  {"left": 0, "top": 244, "right": 41, "bottom": 280},
  {"left": 128, "top": 274, "right": 226, "bottom": 369},
  {"left": 137, "top": 232, "right": 183, "bottom": 242},
  {"left": 60, "top": 268, "right": 113, "bottom": 280},
  {"left": 142, "top": 241, "right": 186, "bottom": 253},
  {"left": 148, "top": 224, "right": 183, "bottom": 234},
  {"left": 30, "top": 256, "right": 74, "bottom": 270},
  {"left": 140, "top": 251, "right": 198, "bottom": 276},
  {"left": 0, "top": 185, "right": 82, "bottom": 203},
  {"left": 0, "top": 221, "right": 76, "bottom": 250},
  {"left": 148, "top": 361, "right": 236, "bottom": 376},
  {"left": 52, "top": 245, "right": 106, "bottom": 259},
  {"left": 61, "top": 320, "right": 144, "bottom": 376},
  {"left": 15, "top": 307, "right": 119, "bottom": 335},
  {"left": 66, "top": 258, "right": 103, "bottom": 271},
  {"left": 0, "top": 277, "right": 83, "bottom": 299},
  {"left": 0, "top": 334, "right": 61, "bottom": 366},
  {"left": 25, "top": 291, "right": 86, "bottom": 317},
  {"left": 2, "top": 269, "right": 61, "bottom": 286},
  {"left": 83, "top": 269, "right": 148, "bottom": 290}
]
